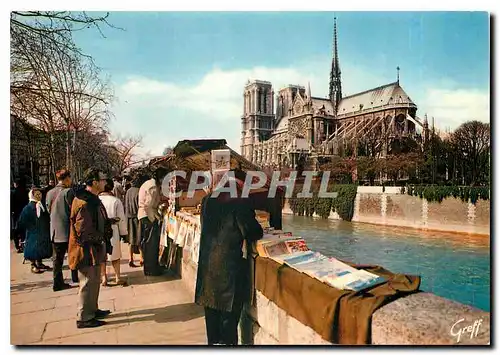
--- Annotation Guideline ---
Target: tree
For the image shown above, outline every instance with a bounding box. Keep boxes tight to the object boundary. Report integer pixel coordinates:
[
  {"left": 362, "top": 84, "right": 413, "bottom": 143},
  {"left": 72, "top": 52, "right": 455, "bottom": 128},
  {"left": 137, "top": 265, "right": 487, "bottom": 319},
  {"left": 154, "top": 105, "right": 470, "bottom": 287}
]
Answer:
[
  {"left": 320, "top": 156, "right": 356, "bottom": 184},
  {"left": 356, "top": 156, "right": 380, "bottom": 185},
  {"left": 380, "top": 152, "right": 422, "bottom": 186},
  {"left": 11, "top": 11, "right": 116, "bottom": 180},
  {"left": 451, "top": 121, "right": 490, "bottom": 186},
  {"left": 110, "top": 135, "right": 144, "bottom": 174},
  {"left": 10, "top": 11, "right": 116, "bottom": 66}
]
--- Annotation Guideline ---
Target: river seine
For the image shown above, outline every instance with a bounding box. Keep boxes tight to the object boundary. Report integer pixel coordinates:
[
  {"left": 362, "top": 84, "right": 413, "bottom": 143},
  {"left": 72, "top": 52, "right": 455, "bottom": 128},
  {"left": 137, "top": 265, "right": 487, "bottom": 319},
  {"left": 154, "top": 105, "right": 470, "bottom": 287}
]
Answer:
[{"left": 282, "top": 214, "right": 490, "bottom": 311}]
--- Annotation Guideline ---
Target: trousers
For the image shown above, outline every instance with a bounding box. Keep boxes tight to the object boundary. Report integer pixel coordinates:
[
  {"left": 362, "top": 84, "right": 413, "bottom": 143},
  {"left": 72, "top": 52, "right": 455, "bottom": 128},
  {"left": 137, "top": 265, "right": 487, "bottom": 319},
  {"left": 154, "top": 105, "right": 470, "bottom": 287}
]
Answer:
[
  {"left": 204, "top": 305, "right": 243, "bottom": 345},
  {"left": 140, "top": 218, "right": 162, "bottom": 276},
  {"left": 53, "top": 242, "right": 79, "bottom": 287},
  {"left": 77, "top": 265, "right": 101, "bottom": 322}
]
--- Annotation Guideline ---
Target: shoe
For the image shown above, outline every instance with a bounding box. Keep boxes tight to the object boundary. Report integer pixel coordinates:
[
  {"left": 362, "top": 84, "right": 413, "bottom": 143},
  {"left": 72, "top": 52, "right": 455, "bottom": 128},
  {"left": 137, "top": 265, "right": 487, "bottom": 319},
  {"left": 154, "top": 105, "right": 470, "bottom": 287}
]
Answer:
[
  {"left": 95, "top": 309, "right": 111, "bottom": 319},
  {"left": 139, "top": 260, "right": 144, "bottom": 267},
  {"left": 31, "top": 266, "right": 44, "bottom": 274},
  {"left": 114, "top": 279, "right": 128, "bottom": 286},
  {"left": 76, "top": 318, "right": 106, "bottom": 328},
  {"left": 129, "top": 261, "right": 138, "bottom": 268},
  {"left": 16, "top": 248, "right": 23, "bottom": 254},
  {"left": 37, "top": 263, "right": 53, "bottom": 271},
  {"left": 53, "top": 283, "right": 72, "bottom": 292}
]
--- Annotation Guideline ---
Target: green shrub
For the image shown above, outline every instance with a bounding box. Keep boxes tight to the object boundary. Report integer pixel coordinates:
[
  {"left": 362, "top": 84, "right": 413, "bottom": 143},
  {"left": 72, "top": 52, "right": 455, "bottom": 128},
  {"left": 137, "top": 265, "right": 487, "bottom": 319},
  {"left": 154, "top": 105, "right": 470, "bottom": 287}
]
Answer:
[
  {"left": 405, "top": 184, "right": 490, "bottom": 204},
  {"left": 286, "top": 183, "right": 358, "bottom": 221}
]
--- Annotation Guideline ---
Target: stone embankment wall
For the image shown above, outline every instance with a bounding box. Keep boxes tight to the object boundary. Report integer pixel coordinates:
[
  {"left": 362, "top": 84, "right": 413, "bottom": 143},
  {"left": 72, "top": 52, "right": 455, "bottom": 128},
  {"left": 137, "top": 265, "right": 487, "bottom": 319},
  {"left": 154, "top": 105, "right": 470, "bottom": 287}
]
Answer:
[
  {"left": 176, "top": 188, "right": 490, "bottom": 345},
  {"left": 180, "top": 255, "right": 490, "bottom": 345},
  {"left": 283, "top": 186, "right": 490, "bottom": 236}
]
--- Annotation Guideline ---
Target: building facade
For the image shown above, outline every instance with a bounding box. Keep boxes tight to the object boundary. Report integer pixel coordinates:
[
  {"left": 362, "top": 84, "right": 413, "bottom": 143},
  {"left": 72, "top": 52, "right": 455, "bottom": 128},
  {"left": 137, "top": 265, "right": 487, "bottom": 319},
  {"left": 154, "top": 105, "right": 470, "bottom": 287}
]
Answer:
[
  {"left": 10, "top": 114, "right": 55, "bottom": 186},
  {"left": 240, "top": 18, "right": 430, "bottom": 169}
]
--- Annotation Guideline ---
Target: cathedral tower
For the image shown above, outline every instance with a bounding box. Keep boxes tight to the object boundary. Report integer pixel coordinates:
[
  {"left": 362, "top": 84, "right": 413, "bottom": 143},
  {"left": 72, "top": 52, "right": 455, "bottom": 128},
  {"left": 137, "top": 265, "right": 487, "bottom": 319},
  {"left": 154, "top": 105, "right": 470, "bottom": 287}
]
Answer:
[
  {"left": 329, "top": 17, "right": 342, "bottom": 115},
  {"left": 275, "top": 85, "right": 306, "bottom": 120},
  {"left": 240, "top": 80, "right": 274, "bottom": 160}
]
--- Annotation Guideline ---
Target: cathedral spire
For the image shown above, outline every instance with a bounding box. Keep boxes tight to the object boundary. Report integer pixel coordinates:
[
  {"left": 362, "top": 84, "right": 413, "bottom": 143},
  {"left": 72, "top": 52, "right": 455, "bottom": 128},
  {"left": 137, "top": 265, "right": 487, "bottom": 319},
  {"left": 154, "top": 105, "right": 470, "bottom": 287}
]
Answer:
[
  {"left": 307, "top": 81, "right": 312, "bottom": 102},
  {"left": 329, "top": 16, "right": 342, "bottom": 115}
]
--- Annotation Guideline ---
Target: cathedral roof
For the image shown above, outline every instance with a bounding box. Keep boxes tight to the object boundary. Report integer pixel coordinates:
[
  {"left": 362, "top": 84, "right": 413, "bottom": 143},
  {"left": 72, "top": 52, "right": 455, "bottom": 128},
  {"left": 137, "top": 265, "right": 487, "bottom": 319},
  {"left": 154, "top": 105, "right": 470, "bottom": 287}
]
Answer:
[
  {"left": 274, "top": 116, "right": 288, "bottom": 132},
  {"left": 337, "top": 81, "right": 416, "bottom": 116},
  {"left": 311, "top": 98, "right": 335, "bottom": 115}
]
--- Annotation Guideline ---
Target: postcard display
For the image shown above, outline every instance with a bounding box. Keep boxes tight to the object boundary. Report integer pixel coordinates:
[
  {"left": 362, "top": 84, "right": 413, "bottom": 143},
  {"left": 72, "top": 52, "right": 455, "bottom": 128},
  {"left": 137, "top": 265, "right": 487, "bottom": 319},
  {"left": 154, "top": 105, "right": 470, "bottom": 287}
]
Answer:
[{"left": 160, "top": 149, "right": 232, "bottom": 266}]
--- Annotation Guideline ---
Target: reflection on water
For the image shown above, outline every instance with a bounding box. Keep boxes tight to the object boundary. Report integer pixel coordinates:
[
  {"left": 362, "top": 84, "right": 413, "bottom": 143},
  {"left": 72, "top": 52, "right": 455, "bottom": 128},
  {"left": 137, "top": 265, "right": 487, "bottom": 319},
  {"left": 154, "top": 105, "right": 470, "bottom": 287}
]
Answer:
[{"left": 282, "top": 215, "right": 491, "bottom": 312}]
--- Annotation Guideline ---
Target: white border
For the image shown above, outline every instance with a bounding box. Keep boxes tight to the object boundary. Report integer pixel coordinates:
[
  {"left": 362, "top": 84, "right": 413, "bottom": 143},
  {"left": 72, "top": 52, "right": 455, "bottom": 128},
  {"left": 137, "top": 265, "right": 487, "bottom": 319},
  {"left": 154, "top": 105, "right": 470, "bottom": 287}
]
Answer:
[{"left": 3, "top": 2, "right": 497, "bottom": 354}]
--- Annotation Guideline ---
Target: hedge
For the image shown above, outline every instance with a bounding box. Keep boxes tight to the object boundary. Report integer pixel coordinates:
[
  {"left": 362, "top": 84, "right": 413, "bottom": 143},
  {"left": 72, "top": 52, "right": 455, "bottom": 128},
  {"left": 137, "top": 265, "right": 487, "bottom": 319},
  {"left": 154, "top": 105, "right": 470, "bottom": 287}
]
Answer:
[
  {"left": 401, "top": 185, "right": 490, "bottom": 204},
  {"left": 288, "top": 184, "right": 358, "bottom": 221}
]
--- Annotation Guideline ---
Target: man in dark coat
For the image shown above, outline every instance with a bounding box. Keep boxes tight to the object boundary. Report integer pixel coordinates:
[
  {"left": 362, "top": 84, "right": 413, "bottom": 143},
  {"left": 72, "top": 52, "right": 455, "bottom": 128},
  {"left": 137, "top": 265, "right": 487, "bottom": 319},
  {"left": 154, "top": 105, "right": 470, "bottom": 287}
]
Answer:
[
  {"left": 68, "top": 168, "right": 111, "bottom": 329},
  {"left": 195, "top": 184, "right": 263, "bottom": 345},
  {"left": 42, "top": 179, "right": 55, "bottom": 208}
]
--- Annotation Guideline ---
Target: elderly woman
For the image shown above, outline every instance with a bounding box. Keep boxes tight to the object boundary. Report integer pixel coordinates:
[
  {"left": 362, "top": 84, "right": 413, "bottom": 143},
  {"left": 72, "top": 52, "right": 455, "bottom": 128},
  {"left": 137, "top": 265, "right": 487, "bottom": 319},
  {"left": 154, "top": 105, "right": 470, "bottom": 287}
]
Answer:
[
  {"left": 16, "top": 188, "right": 53, "bottom": 274},
  {"left": 99, "top": 179, "right": 128, "bottom": 286}
]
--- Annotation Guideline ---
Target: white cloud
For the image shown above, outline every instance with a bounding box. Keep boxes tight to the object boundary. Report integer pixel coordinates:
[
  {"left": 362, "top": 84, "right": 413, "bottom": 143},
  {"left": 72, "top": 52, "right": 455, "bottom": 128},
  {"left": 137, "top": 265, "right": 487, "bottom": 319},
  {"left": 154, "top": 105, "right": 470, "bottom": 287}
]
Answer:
[
  {"left": 109, "top": 59, "right": 489, "bottom": 156},
  {"left": 419, "top": 88, "right": 490, "bottom": 131}
]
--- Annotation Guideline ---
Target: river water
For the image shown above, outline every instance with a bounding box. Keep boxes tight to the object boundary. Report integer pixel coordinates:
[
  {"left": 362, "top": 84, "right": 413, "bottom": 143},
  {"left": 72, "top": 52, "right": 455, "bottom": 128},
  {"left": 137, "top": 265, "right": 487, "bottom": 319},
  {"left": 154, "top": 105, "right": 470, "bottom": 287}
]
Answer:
[{"left": 282, "top": 214, "right": 491, "bottom": 312}]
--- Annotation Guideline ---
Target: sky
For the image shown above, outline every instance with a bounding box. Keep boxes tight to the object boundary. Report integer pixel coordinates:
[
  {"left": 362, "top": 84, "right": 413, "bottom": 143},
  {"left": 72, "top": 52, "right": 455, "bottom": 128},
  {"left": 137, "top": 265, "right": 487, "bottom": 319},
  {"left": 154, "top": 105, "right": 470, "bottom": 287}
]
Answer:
[{"left": 72, "top": 11, "right": 490, "bottom": 157}]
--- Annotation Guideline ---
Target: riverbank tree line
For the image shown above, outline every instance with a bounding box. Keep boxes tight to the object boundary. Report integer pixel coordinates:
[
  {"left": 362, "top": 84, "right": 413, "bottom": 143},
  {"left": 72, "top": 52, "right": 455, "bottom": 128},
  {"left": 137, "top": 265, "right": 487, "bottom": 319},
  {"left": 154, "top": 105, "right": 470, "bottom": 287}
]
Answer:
[{"left": 315, "top": 121, "right": 490, "bottom": 187}]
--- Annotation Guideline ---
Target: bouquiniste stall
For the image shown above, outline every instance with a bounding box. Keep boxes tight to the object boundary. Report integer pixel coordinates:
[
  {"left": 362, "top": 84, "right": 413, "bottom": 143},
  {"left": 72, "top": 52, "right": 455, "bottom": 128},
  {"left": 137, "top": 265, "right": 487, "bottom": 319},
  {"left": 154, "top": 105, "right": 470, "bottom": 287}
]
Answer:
[{"left": 150, "top": 139, "right": 421, "bottom": 345}]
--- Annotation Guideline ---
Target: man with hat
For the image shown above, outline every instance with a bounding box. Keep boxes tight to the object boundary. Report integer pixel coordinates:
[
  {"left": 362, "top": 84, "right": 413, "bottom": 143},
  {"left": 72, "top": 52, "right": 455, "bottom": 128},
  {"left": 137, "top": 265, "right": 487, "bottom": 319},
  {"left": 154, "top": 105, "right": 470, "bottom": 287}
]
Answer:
[{"left": 68, "top": 168, "right": 112, "bottom": 329}]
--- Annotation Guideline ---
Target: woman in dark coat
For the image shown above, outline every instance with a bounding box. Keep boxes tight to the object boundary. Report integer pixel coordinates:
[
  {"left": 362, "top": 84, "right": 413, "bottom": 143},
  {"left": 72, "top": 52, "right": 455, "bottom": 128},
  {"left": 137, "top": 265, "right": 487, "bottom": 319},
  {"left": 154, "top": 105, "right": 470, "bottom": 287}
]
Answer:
[
  {"left": 16, "top": 188, "right": 53, "bottom": 273},
  {"left": 195, "top": 185, "right": 263, "bottom": 345}
]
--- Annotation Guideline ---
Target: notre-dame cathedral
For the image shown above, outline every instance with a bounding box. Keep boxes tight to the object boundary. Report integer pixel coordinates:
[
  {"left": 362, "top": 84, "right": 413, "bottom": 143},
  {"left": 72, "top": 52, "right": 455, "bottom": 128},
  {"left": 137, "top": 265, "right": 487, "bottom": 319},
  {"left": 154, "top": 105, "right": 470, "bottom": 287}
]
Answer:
[{"left": 240, "top": 18, "right": 431, "bottom": 169}]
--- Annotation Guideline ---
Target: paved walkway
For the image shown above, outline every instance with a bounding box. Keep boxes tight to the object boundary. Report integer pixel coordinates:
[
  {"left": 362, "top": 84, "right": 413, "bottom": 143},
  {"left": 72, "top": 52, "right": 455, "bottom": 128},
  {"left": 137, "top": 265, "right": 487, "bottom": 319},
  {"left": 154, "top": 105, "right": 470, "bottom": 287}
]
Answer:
[{"left": 10, "top": 243, "right": 207, "bottom": 345}]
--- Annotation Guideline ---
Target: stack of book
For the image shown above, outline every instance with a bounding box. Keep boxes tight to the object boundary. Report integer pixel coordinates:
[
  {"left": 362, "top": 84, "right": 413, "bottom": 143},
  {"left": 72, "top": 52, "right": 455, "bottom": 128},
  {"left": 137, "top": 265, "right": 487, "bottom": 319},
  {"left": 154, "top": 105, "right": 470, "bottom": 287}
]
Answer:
[
  {"left": 279, "top": 251, "right": 387, "bottom": 292},
  {"left": 256, "top": 234, "right": 387, "bottom": 292}
]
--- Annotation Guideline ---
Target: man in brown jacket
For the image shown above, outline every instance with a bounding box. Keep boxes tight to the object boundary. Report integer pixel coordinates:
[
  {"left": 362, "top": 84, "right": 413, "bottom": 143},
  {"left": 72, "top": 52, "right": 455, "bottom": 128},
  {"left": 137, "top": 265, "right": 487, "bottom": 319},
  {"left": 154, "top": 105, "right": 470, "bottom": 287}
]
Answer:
[{"left": 68, "top": 168, "right": 111, "bottom": 329}]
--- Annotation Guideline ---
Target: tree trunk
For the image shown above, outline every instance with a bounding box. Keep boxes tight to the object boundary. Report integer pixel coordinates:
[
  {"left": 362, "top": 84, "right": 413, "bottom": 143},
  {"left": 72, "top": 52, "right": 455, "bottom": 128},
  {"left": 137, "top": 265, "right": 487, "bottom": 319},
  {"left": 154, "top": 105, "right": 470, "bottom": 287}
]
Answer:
[
  {"left": 66, "top": 123, "right": 71, "bottom": 170},
  {"left": 49, "top": 132, "right": 57, "bottom": 181}
]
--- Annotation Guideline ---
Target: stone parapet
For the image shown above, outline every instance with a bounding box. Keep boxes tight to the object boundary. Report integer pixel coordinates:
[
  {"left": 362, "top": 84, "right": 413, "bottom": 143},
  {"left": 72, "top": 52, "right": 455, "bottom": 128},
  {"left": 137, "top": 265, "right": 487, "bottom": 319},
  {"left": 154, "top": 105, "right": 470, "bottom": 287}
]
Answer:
[{"left": 180, "top": 254, "right": 490, "bottom": 345}]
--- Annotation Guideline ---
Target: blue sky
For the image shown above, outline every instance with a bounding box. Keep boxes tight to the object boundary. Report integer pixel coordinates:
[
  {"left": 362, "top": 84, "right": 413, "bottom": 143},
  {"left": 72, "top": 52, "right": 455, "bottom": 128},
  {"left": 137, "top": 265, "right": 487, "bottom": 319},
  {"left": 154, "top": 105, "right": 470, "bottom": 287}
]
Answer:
[{"left": 73, "top": 11, "right": 490, "bottom": 156}]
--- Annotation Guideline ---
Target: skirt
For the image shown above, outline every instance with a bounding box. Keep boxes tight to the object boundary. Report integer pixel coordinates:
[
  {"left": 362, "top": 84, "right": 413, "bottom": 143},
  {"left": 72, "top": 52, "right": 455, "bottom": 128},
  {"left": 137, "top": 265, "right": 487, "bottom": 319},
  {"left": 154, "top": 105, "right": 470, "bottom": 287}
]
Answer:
[{"left": 24, "top": 231, "right": 53, "bottom": 261}]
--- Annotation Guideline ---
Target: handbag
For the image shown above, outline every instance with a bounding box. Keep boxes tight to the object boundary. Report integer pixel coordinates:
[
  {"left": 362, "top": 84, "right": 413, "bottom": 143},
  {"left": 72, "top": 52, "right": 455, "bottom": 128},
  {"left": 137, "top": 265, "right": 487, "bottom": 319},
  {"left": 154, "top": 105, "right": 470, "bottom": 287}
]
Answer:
[{"left": 104, "top": 217, "right": 114, "bottom": 255}]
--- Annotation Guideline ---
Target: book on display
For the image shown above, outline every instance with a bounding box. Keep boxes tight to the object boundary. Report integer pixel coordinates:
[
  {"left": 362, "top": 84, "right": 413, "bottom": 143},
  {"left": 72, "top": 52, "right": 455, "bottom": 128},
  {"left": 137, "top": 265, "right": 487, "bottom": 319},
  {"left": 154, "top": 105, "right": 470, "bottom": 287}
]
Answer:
[
  {"left": 274, "top": 250, "right": 315, "bottom": 264},
  {"left": 263, "top": 241, "right": 289, "bottom": 257},
  {"left": 296, "top": 257, "right": 356, "bottom": 279},
  {"left": 322, "top": 269, "right": 386, "bottom": 291},
  {"left": 285, "top": 239, "right": 309, "bottom": 253}
]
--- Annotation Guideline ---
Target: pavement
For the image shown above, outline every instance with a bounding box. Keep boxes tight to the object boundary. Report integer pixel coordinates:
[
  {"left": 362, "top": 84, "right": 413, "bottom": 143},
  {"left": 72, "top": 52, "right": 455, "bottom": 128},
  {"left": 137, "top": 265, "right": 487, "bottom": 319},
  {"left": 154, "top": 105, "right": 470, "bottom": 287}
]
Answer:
[{"left": 10, "top": 242, "right": 207, "bottom": 345}]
